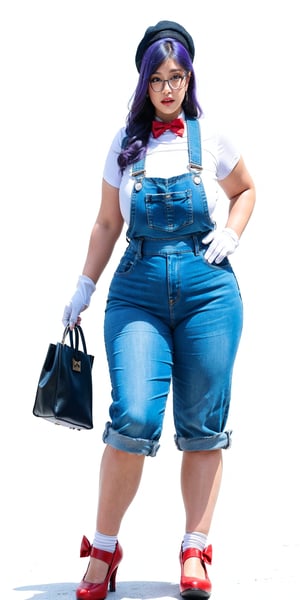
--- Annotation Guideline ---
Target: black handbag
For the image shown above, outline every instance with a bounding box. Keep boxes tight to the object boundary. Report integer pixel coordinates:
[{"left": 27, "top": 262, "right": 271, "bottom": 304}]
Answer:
[{"left": 33, "top": 325, "right": 94, "bottom": 430}]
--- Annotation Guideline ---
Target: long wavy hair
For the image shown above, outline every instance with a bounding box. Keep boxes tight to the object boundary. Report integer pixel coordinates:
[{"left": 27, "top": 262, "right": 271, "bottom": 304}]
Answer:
[{"left": 118, "top": 38, "right": 203, "bottom": 173}]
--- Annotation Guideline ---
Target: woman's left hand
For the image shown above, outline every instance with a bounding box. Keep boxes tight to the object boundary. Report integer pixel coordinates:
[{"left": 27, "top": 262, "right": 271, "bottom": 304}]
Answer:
[{"left": 202, "top": 227, "right": 239, "bottom": 264}]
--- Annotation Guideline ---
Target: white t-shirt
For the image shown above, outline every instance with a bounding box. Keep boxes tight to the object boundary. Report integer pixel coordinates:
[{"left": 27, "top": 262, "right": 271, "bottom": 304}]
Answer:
[{"left": 103, "top": 117, "right": 240, "bottom": 225}]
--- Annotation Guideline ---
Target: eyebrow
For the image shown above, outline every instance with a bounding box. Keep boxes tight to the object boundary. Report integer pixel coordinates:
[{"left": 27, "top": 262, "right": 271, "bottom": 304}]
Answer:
[{"left": 151, "top": 68, "right": 184, "bottom": 76}]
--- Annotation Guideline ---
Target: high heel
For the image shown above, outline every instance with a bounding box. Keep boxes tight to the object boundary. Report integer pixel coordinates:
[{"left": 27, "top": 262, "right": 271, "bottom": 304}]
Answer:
[
  {"left": 76, "top": 535, "right": 123, "bottom": 600},
  {"left": 179, "top": 545, "right": 212, "bottom": 599}
]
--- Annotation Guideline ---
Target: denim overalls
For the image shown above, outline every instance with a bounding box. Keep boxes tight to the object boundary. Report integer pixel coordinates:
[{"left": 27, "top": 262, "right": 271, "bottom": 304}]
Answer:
[{"left": 103, "top": 118, "right": 243, "bottom": 456}]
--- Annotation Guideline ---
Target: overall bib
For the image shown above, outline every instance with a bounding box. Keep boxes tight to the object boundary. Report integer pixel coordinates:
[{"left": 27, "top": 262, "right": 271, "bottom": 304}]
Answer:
[{"left": 103, "top": 118, "right": 243, "bottom": 456}]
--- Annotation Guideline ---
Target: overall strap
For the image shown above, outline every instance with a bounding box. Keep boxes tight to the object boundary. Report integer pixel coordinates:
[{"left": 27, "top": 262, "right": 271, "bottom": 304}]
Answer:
[
  {"left": 131, "top": 158, "right": 146, "bottom": 178},
  {"left": 131, "top": 158, "right": 146, "bottom": 191},
  {"left": 186, "top": 117, "right": 202, "bottom": 170}
]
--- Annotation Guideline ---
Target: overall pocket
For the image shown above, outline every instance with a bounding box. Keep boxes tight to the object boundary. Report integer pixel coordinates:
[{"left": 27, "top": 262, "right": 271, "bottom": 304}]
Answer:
[
  {"left": 115, "top": 245, "right": 138, "bottom": 276},
  {"left": 145, "top": 190, "right": 193, "bottom": 232}
]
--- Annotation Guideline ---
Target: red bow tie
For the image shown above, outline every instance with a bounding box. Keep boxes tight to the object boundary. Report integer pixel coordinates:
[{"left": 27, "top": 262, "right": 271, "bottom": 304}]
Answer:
[{"left": 152, "top": 118, "right": 185, "bottom": 138}]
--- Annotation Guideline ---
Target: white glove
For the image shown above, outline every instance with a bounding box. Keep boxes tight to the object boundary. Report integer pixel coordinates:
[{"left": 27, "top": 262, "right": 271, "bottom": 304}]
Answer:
[
  {"left": 62, "top": 275, "right": 96, "bottom": 328},
  {"left": 202, "top": 227, "right": 239, "bottom": 264}
]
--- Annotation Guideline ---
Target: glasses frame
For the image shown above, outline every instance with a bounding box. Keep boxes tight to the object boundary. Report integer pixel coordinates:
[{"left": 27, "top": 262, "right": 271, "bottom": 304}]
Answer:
[{"left": 149, "top": 73, "right": 188, "bottom": 93}]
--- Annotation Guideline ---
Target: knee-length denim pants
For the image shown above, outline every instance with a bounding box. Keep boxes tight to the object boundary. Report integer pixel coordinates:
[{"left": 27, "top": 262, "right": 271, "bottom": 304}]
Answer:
[{"left": 103, "top": 118, "right": 243, "bottom": 456}]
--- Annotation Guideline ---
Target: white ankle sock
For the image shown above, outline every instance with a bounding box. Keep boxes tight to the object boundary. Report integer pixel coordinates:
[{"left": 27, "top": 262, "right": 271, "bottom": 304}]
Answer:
[
  {"left": 93, "top": 531, "right": 117, "bottom": 552},
  {"left": 182, "top": 531, "right": 208, "bottom": 551}
]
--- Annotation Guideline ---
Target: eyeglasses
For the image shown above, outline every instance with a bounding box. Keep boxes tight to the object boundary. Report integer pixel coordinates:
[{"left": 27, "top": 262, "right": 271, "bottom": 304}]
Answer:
[{"left": 149, "top": 73, "right": 187, "bottom": 93}]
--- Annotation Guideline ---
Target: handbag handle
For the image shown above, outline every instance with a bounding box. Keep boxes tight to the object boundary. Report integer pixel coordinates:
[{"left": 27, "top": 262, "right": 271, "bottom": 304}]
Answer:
[{"left": 62, "top": 325, "right": 88, "bottom": 354}]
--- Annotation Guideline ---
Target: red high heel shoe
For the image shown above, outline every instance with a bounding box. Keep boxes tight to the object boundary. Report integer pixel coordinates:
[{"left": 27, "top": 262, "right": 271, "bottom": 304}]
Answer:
[
  {"left": 76, "top": 535, "right": 123, "bottom": 600},
  {"left": 179, "top": 545, "right": 212, "bottom": 599}
]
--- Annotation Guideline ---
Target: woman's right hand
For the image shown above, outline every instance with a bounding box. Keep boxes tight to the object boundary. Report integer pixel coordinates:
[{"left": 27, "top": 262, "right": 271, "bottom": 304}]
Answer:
[{"left": 62, "top": 274, "right": 96, "bottom": 329}]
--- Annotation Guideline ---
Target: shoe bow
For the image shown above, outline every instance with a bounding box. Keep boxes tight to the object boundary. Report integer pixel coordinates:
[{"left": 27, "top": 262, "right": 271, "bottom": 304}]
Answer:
[
  {"left": 200, "top": 545, "right": 213, "bottom": 565},
  {"left": 80, "top": 535, "right": 92, "bottom": 557}
]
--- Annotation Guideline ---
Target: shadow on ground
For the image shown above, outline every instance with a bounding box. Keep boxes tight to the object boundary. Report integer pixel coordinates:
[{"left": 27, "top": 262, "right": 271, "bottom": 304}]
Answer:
[{"left": 14, "top": 580, "right": 180, "bottom": 600}]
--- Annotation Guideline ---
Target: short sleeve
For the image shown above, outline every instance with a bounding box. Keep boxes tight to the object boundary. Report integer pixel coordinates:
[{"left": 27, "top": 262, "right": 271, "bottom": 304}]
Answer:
[
  {"left": 215, "top": 131, "right": 240, "bottom": 180},
  {"left": 103, "top": 127, "right": 127, "bottom": 188}
]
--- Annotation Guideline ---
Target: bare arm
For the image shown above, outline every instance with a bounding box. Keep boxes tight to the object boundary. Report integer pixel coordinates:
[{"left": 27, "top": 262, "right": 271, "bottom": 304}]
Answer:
[
  {"left": 82, "top": 179, "right": 124, "bottom": 283},
  {"left": 219, "top": 156, "right": 256, "bottom": 237}
]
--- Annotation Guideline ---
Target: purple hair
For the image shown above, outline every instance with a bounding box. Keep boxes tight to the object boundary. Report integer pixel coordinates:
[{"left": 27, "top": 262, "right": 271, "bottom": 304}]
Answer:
[{"left": 118, "top": 38, "right": 203, "bottom": 172}]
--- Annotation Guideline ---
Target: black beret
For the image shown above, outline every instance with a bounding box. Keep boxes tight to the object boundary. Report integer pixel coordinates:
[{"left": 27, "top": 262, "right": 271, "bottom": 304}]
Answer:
[{"left": 135, "top": 20, "right": 195, "bottom": 72}]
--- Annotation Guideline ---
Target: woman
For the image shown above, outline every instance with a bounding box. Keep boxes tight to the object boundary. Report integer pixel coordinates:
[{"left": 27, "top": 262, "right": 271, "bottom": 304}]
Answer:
[{"left": 63, "top": 20, "right": 255, "bottom": 600}]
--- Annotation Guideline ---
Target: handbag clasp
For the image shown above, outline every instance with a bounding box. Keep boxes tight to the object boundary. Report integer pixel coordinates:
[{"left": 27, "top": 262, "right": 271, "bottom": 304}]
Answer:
[{"left": 72, "top": 358, "right": 81, "bottom": 372}]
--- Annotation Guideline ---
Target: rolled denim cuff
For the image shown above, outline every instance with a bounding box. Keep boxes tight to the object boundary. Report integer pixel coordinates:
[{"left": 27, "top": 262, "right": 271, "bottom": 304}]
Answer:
[
  {"left": 174, "top": 430, "right": 232, "bottom": 451},
  {"left": 102, "top": 422, "right": 160, "bottom": 457}
]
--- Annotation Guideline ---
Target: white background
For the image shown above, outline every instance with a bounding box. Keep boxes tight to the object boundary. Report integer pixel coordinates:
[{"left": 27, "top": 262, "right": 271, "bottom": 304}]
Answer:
[{"left": 1, "top": 1, "right": 299, "bottom": 597}]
